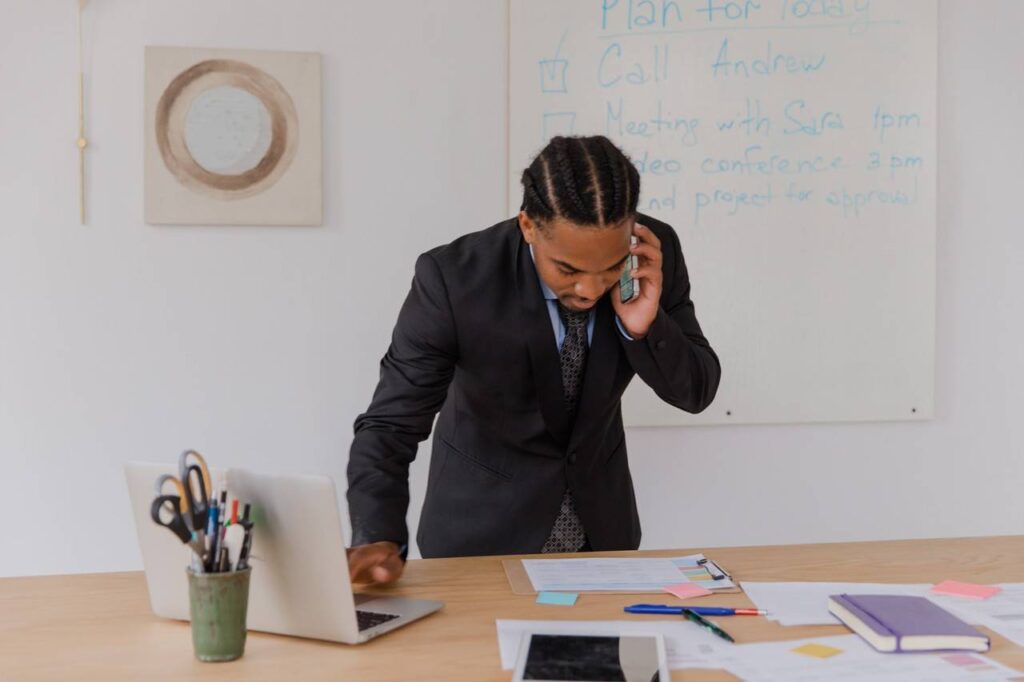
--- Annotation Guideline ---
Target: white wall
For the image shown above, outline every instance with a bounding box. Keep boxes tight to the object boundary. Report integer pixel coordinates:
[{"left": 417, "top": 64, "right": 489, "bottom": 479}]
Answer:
[{"left": 1, "top": 1, "right": 1021, "bottom": 578}]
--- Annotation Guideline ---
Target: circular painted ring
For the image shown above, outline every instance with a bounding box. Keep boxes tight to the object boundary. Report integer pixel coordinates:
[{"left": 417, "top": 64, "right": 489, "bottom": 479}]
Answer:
[{"left": 155, "top": 59, "right": 299, "bottom": 200}]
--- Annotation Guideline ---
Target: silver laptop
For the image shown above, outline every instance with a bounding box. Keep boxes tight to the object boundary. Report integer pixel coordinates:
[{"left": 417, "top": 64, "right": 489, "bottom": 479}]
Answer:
[{"left": 125, "top": 462, "right": 442, "bottom": 643}]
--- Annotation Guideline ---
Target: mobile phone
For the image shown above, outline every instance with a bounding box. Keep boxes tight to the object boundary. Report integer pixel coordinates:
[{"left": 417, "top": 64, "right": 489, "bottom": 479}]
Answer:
[{"left": 619, "top": 235, "right": 640, "bottom": 304}]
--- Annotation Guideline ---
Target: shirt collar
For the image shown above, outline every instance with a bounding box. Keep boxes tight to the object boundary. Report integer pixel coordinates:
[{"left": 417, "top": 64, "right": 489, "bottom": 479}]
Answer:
[{"left": 528, "top": 244, "right": 558, "bottom": 301}]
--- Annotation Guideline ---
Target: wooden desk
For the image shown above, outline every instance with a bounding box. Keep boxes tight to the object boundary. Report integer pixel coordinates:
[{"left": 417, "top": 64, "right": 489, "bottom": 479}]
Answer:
[{"left": 3, "top": 536, "right": 1024, "bottom": 681}]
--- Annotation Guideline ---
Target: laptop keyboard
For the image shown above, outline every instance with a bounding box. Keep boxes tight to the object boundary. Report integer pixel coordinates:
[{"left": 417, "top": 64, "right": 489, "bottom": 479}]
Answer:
[{"left": 356, "top": 610, "right": 400, "bottom": 631}]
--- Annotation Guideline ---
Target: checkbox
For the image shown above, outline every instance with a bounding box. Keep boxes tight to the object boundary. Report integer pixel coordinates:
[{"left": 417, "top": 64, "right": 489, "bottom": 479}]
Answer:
[{"left": 539, "top": 58, "right": 569, "bottom": 93}]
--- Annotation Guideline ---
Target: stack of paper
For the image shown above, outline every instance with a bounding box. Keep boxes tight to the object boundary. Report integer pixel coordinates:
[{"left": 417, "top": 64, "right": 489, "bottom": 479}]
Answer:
[
  {"left": 494, "top": 625, "right": 1022, "bottom": 679},
  {"left": 742, "top": 581, "right": 1024, "bottom": 652},
  {"left": 521, "top": 553, "right": 735, "bottom": 593},
  {"left": 930, "top": 583, "right": 1024, "bottom": 647},
  {"left": 740, "top": 581, "right": 934, "bottom": 625},
  {"left": 723, "top": 635, "right": 1021, "bottom": 681}
]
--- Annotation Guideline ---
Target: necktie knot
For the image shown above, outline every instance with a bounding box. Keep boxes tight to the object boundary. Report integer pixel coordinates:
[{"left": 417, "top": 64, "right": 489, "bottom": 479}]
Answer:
[{"left": 557, "top": 303, "right": 589, "bottom": 330}]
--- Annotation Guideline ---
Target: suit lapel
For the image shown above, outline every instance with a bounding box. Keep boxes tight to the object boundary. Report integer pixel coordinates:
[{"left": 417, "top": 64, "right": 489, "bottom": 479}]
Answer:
[{"left": 515, "top": 237, "right": 572, "bottom": 446}]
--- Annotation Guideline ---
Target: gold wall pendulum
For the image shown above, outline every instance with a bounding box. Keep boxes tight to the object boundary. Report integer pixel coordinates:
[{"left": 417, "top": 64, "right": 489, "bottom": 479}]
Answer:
[{"left": 77, "top": 0, "right": 89, "bottom": 225}]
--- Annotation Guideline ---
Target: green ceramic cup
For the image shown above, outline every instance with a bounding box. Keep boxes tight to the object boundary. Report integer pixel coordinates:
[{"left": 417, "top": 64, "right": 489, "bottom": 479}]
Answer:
[{"left": 186, "top": 567, "right": 252, "bottom": 662}]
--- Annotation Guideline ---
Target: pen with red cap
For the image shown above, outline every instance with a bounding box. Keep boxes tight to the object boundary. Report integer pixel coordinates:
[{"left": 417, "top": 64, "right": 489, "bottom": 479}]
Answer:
[{"left": 625, "top": 604, "right": 767, "bottom": 616}]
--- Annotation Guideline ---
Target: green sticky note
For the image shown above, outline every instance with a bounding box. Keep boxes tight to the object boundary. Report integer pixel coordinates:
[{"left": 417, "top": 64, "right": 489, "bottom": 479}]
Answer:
[{"left": 537, "top": 591, "right": 578, "bottom": 606}]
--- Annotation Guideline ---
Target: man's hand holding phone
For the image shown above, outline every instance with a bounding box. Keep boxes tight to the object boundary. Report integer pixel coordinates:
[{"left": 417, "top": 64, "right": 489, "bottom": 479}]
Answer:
[{"left": 611, "top": 223, "right": 663, "bottom": 339}]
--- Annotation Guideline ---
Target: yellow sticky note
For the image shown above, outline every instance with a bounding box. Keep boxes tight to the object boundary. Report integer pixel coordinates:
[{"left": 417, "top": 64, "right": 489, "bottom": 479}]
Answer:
[{"left": 792, "top": 643, "right": 843, "bottom": 659}]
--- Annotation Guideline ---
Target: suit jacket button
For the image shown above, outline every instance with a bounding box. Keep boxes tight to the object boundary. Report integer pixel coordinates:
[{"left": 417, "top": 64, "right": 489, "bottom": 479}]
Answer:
[
  {"left": 568, "top": 450, "right": 578, "bottom": 465},
  {"left": 655, "top": 339, "right": 667, "bottom": 350}
]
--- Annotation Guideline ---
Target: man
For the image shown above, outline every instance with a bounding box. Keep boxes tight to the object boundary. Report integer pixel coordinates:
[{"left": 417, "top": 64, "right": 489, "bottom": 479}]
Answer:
[{"left": 347, "top": 135, "right": 720, "bottom": 584}]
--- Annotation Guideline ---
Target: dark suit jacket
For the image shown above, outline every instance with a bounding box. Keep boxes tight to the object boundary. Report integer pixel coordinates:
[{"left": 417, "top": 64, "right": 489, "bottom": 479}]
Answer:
[{"left": 347, "top": 214, "right": 720, "bottom": 558}]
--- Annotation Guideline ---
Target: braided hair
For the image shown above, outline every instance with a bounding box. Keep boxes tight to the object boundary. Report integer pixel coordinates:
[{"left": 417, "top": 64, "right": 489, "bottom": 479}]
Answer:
[{"left": 520, "top": 135, "right": 640, "bottom": 228}]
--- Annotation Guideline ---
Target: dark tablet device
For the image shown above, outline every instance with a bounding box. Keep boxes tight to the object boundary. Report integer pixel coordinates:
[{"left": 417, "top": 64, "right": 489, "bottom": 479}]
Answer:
[{"left": 512, "top": 632, "right": 668, "bottom": 682}]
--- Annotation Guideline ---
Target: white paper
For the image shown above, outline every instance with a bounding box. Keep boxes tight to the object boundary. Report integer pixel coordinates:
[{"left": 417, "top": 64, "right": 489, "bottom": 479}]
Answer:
[
  {"left": 722, "top": 634, "right": 1021, "bottom": 682},
  {"left": 495, "top": 619, "right": 731, "bottom": 670},
  {"left": 741, "top": 581, "right": 935, "bottom": 625},
  {"left": 929, "top": 584, "right": 1024, "bottom": 647},
  {"left": 521, "top": 553, "right": 736, "bottom": 593}
]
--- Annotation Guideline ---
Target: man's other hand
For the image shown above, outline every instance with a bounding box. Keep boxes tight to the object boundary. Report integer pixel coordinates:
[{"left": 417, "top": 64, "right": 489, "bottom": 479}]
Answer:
[{"left": 347, "top": 541, "right": 405, "bottom": 585}]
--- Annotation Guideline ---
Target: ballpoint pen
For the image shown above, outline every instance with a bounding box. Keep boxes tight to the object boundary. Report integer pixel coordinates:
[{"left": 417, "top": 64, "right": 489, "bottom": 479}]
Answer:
[
  {"left": 681, "top": 608, "right": 735, "bottom": 643},
  {"left": 625, "top": 604, "right": 767, "bottom": 616},
  {"left": 217, "top": 526, "right": 229, "bottom": 572},
  {"left": 236, "top": 504, "right": 254, "bottom": 571},
  {"left": 205, "top": 503, "right": 221, "bottom": 572}
]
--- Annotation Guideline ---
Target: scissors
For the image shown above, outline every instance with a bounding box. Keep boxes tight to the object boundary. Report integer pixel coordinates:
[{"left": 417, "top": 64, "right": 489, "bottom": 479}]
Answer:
[
  {"left": 154, "top": 473, "right": 189, "bottom": 512},
  {"left": 150, "top": 487, "right": 206, "bottom": 560},
  {"left": 177, "top": 450, "right": 212, "bottom": 543}
]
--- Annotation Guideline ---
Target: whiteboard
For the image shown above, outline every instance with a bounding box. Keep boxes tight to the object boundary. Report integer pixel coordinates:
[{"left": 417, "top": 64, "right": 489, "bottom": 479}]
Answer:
[{"left": 509, "top": 0, "right": 936, "bottom": 426}]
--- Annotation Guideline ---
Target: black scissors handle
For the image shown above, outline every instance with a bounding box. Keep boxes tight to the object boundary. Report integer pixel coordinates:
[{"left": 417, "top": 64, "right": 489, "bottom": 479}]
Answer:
[
  {"left": 154, "top": 474, "right": 189, "bottom": 513},
  {"left": 150, "top": 495, "right": 192, "bottom": 544},
  {"left": 182, "top": 464, "right": 210, "bottom": 532}
]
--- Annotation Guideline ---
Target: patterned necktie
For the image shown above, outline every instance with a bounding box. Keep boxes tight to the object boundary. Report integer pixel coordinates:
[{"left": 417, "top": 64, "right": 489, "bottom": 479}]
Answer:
[{"left": 542, "top": 303, "right": 589, "bottom": 553}]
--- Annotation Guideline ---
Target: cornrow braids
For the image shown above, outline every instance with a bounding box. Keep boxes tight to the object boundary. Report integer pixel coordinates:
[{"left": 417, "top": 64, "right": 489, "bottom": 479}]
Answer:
[
  {"left": 623, "top": 149, "right": 640, "bottom": 215},
  {"left": 596, "top": 136, "right": 625, "bottom": 221},
  {"left": 586, "top": 136, "right": 616, "bottom": 223},
  {"left": 575, "top": 136, "right": 601, "bottom": 225},
  {"left": 552, "top": 137, "right": 592, "bottom": 223},
  {"left": 519, "top": 135, "right": 640, "bottom": 229},
  {"left": 521, "top": 167, "right": 554, "bottom": 222}
]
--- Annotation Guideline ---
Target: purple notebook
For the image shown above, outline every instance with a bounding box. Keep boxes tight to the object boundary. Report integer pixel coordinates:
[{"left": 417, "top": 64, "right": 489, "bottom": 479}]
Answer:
[{"left": 828, "top": 594, "right": 990, "bottom": 653}]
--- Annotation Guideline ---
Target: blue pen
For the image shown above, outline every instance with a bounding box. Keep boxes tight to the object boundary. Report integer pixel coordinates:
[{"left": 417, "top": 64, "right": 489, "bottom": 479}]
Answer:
[
  {"left": 205, "top": 503, "right": 220, "bottom": 571},
  {"left": 625, "top": 604, "right": 766, "bottom": 616}
]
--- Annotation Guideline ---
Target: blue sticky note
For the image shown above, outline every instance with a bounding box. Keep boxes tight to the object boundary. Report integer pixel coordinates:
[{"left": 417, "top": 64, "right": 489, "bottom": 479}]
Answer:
[{"left": 537, "top": 591, "right": 578, "bottom": 606}]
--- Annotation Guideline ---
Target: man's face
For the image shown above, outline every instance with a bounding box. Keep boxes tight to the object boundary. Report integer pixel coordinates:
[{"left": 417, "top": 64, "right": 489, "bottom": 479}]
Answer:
[{"left": 519, "top": 212, "right": 634, "bottom": 312}]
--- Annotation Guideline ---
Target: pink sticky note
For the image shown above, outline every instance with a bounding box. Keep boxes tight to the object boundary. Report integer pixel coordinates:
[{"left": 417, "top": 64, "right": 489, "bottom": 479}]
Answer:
[
  {"left": 664, "top": 583, "right": 713, "bottom": 600},
  {"left": 930, "top": 580, "right": 1001, "bottom": 600}
]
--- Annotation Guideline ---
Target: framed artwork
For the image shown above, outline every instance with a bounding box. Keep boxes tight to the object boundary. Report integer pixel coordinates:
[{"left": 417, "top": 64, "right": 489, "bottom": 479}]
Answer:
[{"left": 144, "top": 46, "right": 322, "bottom": 225}]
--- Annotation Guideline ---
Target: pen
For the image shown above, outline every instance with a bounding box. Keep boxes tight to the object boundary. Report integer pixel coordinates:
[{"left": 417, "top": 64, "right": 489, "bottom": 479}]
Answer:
[
  {"left": 681, "top": 608, "right": 735, "bottom": 643},
  {"left": 216, "top": 526, "right": 229, "bottom": 572},
  {"left": 189, "top": 531, "right": 205, "bottom": 574},
  {"left": 205, "top": 504, "right": 220, "bottom": 572},
  {"left": 237, "top": 504, "right": 254, "bottom": 570},
  {"left": 625, "top": 604, "right": 766, "bottom": 616}
]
